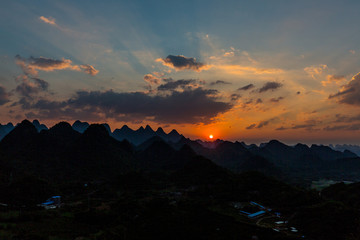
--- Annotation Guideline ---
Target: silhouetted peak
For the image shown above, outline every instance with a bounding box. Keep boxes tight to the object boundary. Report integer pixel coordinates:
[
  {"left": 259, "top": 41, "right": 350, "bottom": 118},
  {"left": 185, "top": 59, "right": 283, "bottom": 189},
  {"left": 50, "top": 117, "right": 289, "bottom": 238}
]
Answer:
[
  {"left": 49, "top": 121, "right": 73, "bottom": 133},
  {"left": 32, "top": 119, "right": 48, "bottom": 132},
  {"left": 51, "top": 121, "right": 72, "bottom": 129},
  {"left": 1, "top": 119, "right": 37, "bottom": 144},
  {"left": 169, "top": 129, "right": 179, "bottom": 136},
  {"left": 310, "top": 144, "right": 331, "bottom": 150},
  {"left": 145, "top": 125, "right": 153, "bottom": 132},
  {"left": 137, "top": 136, "right": 165, "bottom": 151},
  {"left": 83, "top": 124, "right": 109, "bottom": 137},
  {"left": 294, "top": 143, "right": 309, "bottom": 149},
  {"left": 156, "top": 127, "right": 165, "bottom": 134},
  {"left": 179, "top": 144, "right": 196, "bottom": 156},
  {"left": 137, "top": 126, "right": 145, "bottom": 132},
  {"left": 121, "top": 125, "right": 131, "bottom": 130},
  {"left": 267, "top": 139, "right": 284, "bottom": 146},
  {"left": 102, "top": 123, "right": 112, "bottom": 133},
  {"left": 5, "top": 122, "right": 14, "bottom": 128},
  {"left": 343, "top": 149, "right": 358, "bottom": 158},
  {"left": 72, "top": 120, "right": 90, "bottom": 133},
  {"left": 20, "top": 119, "right": 33, "bottom": 126}
]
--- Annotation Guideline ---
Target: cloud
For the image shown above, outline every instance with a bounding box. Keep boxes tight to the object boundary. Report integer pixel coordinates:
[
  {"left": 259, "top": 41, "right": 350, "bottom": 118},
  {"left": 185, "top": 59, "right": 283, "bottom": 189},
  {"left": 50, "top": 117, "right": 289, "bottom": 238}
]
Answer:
[
  {"left": 304, "top": 64, "right": 327, "bottom": 79},
  {"left": 143, "top": 74, "right": 162, "bottom": 85},
  {"left": 257, "top": 120, "right": 270, "bottom": 129},
  {"left": 230, "top": 94, "right": 241, "bottom": 101},
  {"left": 15, "top": 76, "right": 49, "bottom": 98},
  {"left": 334, "top": 113, "right": 360, "bottom": 123},
  {"left": 291, "top": 120, "right": 319, "bottom": 131},
  {"left": 329, "top": 72, "right": 360, "bottom": 105},
  {"left": 39, "top": 16, "right": 56, "bottom": 25},
  {"left": 246, "top": 117, "right": 278, "bottom": 129},
  {"left": 322, "top": 75, "right": 345, "bottom": 86},
  {"left": 157, "top": 79, "right": 199, "bottom": 91},
  {"left": 269, "top": 96, "right": 284, "bottom": 103},
  {"left": 275, "top": 126, "right": 287, "bottom": 130},
  {"left": 0, "top": 85, "right": 10, "bottom": 105},
  {"left": 15, "top": 55, "right": 98, "bottom": 76},
  {"left": 324, "top": 124, "right": 360, "bottom": 131},
  {"left": 258, "top": 81, "right": 283, "bottom": 93},
  {"left": 80, "top": 64, "right": 99, "bottom": 76},
  {"left": 291, "top": 124, "right": 315, "bottom": 130},
  {"left": 22, "top": 87, "right": 232, "bottom": 124},
  {"left": 238, "top": 84, "right": 255, "bottom": 91},
  {"left": 209, "top": 80, "right": 231, "bottom": 86},
  {"left": 216, "top": 65, "right": 283, "bottom": 75},
  {"left": 246, "top": 124, "right": 256, "bottom": 130},
  {"left": 156, "top": 55, "right": 210, "bottom": 72}
]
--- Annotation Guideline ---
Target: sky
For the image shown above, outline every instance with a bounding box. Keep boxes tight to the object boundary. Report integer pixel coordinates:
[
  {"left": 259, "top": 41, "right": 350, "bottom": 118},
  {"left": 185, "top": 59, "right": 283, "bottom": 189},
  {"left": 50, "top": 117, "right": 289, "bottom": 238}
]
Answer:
[{"left": 1, "top": 0, "right": 360, "bottom": 144}]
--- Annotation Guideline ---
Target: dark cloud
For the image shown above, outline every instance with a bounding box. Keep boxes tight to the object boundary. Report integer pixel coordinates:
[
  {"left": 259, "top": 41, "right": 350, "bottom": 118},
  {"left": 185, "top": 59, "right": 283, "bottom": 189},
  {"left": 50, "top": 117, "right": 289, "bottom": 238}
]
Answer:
[
  {"left": 291, "top": 124, "right": 315, "bottom": 130},
  {"left": 24, "top": 87, "right": 232, "bottom": 124},
  {"left": 334, "top": 114, "right": 360, "bottom": 123},
  {"left": 246, "top": 124, "right": 256, "bottom": 130},
  {"left": 0, "top": 86, "right": 10, "bottom": 105},
  {"left": 270, "top": 96, "right": 284, "bottom": 103},
  {"left": 15, "top": 77, "right": 49, "bottom": 98},
  {"left": 157, "top": 55, "right": 208, "bottom": 72},
  {"left": 324, "top": 124, "right": 360, "bottom": 131},
  {"left": 297, "top": 91, "right": 301, "bottom": 95},
  {"left": 157, "top": 79, "right": 197, "bottom": 91},
  {"left": 257, "top": 120, "right": 270, "bottom": 129},
  {"left": 275, "top": 126, "right": 287, "bottom": 130},
  {"left": 256, "top": 98, "right": 263, "bottom": 104},
  {"left": 238, "top": 84, "right": 255, "bottom": 91},
  {"left": 258, "top": 81, "right": 283, "bottom": 93},
  {"left": 246, "top": 117, "right": 278, "bottom": 130},
  {"left": 230, "top": 94, "right": 241, "bottom": 101},
  {"left": 209, "top": 80, "right": 231, "bottom": 86},
  {"left": 329, "top": 72, "right": 360, "bottom": 105}
]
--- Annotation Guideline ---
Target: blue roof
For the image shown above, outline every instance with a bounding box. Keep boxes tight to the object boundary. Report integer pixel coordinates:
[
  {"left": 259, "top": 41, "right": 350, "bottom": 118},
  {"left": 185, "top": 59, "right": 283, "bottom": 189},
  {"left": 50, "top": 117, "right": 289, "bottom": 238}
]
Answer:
[
  {"left": 248, "top": 210, "right": 266, "bottom": 218},
  {"left": 41, "top": 201, "right": 54, "bottom": 205},
  {"left": 240, "top": 210, "right": 251, "bottom": 215}
]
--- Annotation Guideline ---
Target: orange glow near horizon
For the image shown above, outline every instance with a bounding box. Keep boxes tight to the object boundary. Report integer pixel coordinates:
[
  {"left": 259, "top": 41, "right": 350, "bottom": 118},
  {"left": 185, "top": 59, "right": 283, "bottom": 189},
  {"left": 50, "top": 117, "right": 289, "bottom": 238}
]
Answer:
[{"left": 209, "top": 134, "right": 214, "bottom": 139}]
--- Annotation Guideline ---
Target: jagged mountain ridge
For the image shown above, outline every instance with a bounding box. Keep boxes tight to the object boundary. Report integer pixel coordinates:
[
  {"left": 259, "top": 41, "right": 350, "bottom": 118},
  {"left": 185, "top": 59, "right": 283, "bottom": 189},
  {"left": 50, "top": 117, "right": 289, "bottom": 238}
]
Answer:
[{"left": 0, "top": 119, "right": 360, "bottom": 183}]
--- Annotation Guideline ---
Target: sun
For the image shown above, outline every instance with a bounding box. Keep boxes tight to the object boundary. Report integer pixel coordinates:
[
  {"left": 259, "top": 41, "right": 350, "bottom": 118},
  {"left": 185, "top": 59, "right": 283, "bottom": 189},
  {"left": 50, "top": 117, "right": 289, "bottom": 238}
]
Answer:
[{"left": 209, "top": 134, "right": 214, "bottom": 139}]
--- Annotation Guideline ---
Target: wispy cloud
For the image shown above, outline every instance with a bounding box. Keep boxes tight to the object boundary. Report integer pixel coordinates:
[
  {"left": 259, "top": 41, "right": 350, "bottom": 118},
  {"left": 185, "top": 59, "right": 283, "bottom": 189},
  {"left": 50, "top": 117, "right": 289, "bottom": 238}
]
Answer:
[
  {"left": 304, "top": 64, "right": 327, "bottom": 79},
  {"left": 321, "top": 75, "right": 346, "bottom": 86},
  {"left": 15, "top": 55, "right": 98, "bottom": 76},
  {"left": 39, "top": 16, "right": 56, "bottom": 26}
]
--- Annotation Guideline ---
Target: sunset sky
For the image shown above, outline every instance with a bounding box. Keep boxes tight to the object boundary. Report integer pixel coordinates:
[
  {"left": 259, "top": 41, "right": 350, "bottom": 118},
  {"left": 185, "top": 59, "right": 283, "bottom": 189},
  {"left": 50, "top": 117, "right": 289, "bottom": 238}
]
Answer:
[{"left": 1, "top": 0, "right": 360, "bottom": 144}]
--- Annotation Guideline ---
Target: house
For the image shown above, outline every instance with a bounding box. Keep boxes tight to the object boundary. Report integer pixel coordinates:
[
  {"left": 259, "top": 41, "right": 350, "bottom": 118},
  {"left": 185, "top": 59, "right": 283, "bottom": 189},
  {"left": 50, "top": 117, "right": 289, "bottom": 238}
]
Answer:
[{"left": 38, "top": 196, "right": 61, "bottom": 209}]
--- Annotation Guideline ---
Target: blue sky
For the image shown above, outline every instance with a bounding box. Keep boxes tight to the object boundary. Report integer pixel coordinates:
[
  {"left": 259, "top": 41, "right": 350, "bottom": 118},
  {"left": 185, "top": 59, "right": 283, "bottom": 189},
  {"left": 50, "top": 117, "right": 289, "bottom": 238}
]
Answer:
[{"left": 1, "top": 0, "right": 360, "bottom": 144}]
